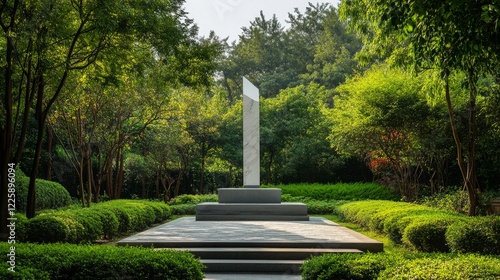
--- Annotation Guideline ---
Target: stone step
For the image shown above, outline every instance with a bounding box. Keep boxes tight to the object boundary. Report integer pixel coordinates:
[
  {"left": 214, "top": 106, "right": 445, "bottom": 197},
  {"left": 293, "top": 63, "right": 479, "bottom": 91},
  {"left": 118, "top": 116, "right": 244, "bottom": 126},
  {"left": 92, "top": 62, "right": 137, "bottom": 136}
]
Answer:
[
  {"left": 201, "top": 259, "right": 303, "bottom": 274},
  {"left": 195, "top": 202, "right": 309, "bottom": 221},
  {"left": 160, "top": 247, "right": 363, "bottom": 260},
  {"left": 218, "top": 188, "right": 282, "bottom": 203}
]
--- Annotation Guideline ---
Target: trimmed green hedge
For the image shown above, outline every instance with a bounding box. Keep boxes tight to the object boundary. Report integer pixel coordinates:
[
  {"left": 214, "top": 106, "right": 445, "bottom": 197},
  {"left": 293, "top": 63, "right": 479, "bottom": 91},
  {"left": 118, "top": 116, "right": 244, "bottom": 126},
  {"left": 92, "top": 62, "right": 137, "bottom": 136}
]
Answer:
[
  {"left": 380, "top": 254, "right": 500, "bottom": 279},
  {"left": 301, "top": 253, "right": 391, "bottom": 280},
  {"left": 338, "top": 200, "right": 500, "bottom": 254},
  {"left": 265, "top": 183, "right": 398, "bottom": 201},
  {"left": 26, "top": 200, "right": 171, "bottom": 243},
  {"left": 302, "top": 253, "right": 500, "bottom": 280},
  {"left": 16, "top": 175, "right": 72, "bottom": 212},
  {"left": 0, "top": 242, "right": 203, "bottom": 280},
  {"left": 446, "top": 216, "right": 500, "bottom": 255},
  {"left": 171, "top": 204, "right": 197, "bottom": 215},
  {"left": 168, "top": 194, "right": 218, "bottom": 205}
]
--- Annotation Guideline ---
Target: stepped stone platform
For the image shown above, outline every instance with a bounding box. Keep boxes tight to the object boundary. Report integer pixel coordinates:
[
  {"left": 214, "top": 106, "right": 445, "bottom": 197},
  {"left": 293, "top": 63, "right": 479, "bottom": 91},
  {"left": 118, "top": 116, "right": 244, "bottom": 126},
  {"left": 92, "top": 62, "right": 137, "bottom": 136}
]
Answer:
[
  {"left": 117, "top": 217, "right": 383, "bottom": 274},
  {"left": 196, "top": 188, "right": 309, "bottom": 221}
]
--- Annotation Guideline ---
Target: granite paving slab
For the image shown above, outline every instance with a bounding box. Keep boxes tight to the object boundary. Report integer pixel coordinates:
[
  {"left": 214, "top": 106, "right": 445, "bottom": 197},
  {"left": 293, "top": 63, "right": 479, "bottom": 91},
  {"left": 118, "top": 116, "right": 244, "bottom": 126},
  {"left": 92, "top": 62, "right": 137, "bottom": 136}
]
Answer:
[{"left": 117, "top": 217, "right": 383, "bottom": 252}]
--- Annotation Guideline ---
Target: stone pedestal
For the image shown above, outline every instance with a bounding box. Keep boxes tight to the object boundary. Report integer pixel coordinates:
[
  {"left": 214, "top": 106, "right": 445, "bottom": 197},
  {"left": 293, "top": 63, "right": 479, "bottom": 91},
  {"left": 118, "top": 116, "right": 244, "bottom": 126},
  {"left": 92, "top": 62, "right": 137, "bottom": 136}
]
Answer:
[{"left": 196, "top": 188, "right": 309, "bottom": 221}]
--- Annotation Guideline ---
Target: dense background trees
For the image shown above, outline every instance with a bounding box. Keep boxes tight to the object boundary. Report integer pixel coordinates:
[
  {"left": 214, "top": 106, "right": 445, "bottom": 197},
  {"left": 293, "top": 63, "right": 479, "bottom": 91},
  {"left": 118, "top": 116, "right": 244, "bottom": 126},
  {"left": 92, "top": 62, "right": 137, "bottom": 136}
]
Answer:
[{"left": 2, "top": 1, "right": 500, "bottom": 239}]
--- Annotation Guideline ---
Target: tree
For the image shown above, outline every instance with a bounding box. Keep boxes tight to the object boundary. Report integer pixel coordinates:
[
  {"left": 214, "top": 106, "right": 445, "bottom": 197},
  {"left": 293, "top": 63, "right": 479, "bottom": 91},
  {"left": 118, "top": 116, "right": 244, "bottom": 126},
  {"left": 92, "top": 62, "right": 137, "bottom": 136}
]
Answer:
[
  {"left": 340, "top": 0, "right": 500, "bottom": 215},
  {"left": 220, "top": 12, "right": 290, "bottom": 99},
  {"left": 297, "top": 5, "right": 362, "bottom": 89},
  {"left": 330, "top": 66, "right": 458, "bottom": 200},
  {"left": 1, "top": 0, "right": 219, "bottom": 238},
  {"left": 261, "top": 83, "right": 336, "bottom": 184}
]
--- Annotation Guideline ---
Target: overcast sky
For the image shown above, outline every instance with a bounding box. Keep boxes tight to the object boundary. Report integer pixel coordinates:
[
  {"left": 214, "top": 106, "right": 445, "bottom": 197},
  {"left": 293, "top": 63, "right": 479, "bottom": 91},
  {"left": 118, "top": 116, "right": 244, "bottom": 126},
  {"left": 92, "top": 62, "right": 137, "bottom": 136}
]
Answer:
[{"left": 183, "top": 0, "right": 340, "bottom": 42}]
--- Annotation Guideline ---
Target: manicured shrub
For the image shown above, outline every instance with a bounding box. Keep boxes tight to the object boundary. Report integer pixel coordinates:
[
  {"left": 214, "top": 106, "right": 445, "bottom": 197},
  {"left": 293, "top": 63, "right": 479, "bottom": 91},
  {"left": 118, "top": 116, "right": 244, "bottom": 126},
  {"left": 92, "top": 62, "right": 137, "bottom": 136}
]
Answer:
[
  {"left": 402, "top": 214, "right": 464, "bottom": 252},
  {"left": 446, "top": 216, "right": 500, "bottom": 254},
  {"left": 265, "top": 183, "right": 398, "bottom": 201},
  {"left": 0, "top": 242, "right": 204, "bottom": 280},
  {"left": 26, "top": 200, "right": 171, "bottom": 243},
  {"left": 380, "top": 255, "right": 500, "bottom": 279},
  {"left": 13, "top": 213, "right": 28, "bottom": 242},
  {"left": 301, "top": 253, "right": 391, "bottom": 280},
  {"left": 382, "top": 209, "right": 446, "bottom": 244},
  {"left": 69, "top": 209, "right": 103, "bottom": 242},
  {"left": 16, "top": 175, "right": 72, "bottom": 212},
  {"left": 170, "top": 204, "right": 196, "bottom": 215},
  {"left": 87, "top": 208, "right": 119, "bottom": 239},
  {"left": 27, "top": 215, "right": 69, "bottom": 243},
  {"left": 142, "top": 200, "right": 172, "bottom": 222},
  {"left": 0, "top": 264, "right": 50, "bottom": 280},
  {"left": 169, "top": 194, "right": 218, "bottom": 205},
  {"left": 94, "top": 204, "right": 131, "bottom": 233},
  {"left": 338, "top": 200, "right": 405, "bottom": 228}
]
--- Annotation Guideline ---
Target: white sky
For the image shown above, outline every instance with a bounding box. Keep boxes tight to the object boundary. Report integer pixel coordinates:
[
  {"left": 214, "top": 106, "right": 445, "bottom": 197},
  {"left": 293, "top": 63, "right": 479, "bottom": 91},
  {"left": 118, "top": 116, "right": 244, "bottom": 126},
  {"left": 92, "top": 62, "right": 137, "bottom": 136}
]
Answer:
[{"left": 183, "top": 0, "right": 340, "bottom": 42}]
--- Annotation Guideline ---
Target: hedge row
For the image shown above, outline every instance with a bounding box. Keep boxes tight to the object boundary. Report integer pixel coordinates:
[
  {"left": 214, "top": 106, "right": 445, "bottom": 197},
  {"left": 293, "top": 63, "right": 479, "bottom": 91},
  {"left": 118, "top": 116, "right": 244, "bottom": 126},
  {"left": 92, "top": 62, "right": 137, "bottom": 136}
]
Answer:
[
  {"left": 265, "top": 183, "right": 398, "bottom": 201},
  {"left": 168, "top": 194, "right": 347, "bottom": 215},
  {"left": 301, "top": 253, "right": 500, "bottom": 280},
  {"left": 338, "top": 200, "right": 500, "bottom": 254},
  {"left": 0, "top": 242, "right": 203, "bottom": 280},
  {"left": 25, "top": 200, "right": 171, "bottom": 244},
  {"left": 168, "top": 194, "right": 218, "bottom": 205},
  {"left": 16, "top": 175, "right": 72, "bottom": 212}
]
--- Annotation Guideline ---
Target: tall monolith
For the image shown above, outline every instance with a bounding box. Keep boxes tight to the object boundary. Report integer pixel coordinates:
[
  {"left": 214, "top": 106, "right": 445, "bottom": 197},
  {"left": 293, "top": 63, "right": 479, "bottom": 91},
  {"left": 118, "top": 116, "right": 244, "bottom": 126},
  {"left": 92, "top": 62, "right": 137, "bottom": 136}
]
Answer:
[{"left": 243, "top": 77, "right": 260, "bottom": 188}]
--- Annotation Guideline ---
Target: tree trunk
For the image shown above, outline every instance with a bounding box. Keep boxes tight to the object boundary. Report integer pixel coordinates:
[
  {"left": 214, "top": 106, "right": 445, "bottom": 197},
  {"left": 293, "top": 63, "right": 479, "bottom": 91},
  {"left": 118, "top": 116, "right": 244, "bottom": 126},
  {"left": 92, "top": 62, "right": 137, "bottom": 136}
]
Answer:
[
  {"left": 465, "top": 68, "right": 479, "bottom": 216},
  {"left": 86, "top": 144, "right": 92, "bottom": 207},
  {"left": 444, "top": 74, "right": 478, "bottom": 216},
  {"left": 27, "top": 79, "right": 48, "bottom": 219},
  {"left": 199, "top": 143, "right": 205, "bottom": 194},
  {"left": 45, "top": 125, "right": 53, "bottom": 180}
]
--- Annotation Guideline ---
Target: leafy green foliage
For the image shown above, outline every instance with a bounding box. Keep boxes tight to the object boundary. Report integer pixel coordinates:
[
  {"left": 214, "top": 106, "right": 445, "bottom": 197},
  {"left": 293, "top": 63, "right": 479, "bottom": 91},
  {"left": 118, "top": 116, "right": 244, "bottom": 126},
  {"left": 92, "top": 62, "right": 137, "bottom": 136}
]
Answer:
[
  {"left": 0, "top": 242, "right": 204, "bottom": 280},
  {"left": 303, "top": 253, "right": 500, "bottom": 280},
  {"left": 168, "top": 194, "right": 218, "bottom": 205},
  {"left": 0, "top": 264, "right": 50, "bottom": 280},
  {"left": 301, "top": 253, "right": 394, "bottom": 280},
  {"left": 26, "top": 200, "right": 171, "bottom": 243},
  {"left": 266, "top": 183, "right": 398, "bottom": 201},
  {"left": 341, "top": 199, "right": 500, "bottom": 254},
  {"left": 446, "top": 216, "right": 500, "bottom": 255},
  {"left": 380, "top": 255, "right": 500, "bottom": 280},
  {"left": 330, "top": 66, "right": 455, "bottom": 200},
  {"left": 402, "top": 215, "right": 462, "bottom": 252},
  {"left": 16, "top": 175, "right": 72, "bottom": 212},
  {"left": 170, "top": 204, "right": 197, "bottom": 215}
]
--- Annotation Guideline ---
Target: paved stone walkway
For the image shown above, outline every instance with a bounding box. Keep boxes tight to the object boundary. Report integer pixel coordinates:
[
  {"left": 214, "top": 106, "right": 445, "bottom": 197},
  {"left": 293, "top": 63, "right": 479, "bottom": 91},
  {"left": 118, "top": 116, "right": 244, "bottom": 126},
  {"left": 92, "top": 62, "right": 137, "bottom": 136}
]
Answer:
[{"left": 118, "top": 217, "right": 382, "bottom": 250}]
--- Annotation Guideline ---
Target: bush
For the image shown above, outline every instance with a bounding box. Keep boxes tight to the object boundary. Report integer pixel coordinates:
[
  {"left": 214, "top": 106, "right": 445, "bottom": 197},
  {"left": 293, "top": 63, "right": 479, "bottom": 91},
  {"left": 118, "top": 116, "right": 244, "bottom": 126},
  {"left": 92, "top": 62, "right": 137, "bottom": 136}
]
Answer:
[
  {"left": 446, "top": 216, "right": 500, "bottom": 255},
  {"left": 87, "top": 208, "right": 119, "bottom": 239},
  {"left": 168, "top": 194, "right": 218, "bottom": 205},
  {"left": 0, "top": 264, "right": 50, "bottom": 280},
  {"left": 170, "top": 204, "right": 196, "bottom": 215},
  {"left": 303, "top": 253, "right": 500, "bottom": 280},
  {"left": 13, "top": 213, "right": 28, "bottom": 242},
  {"left": 265, "top": 183, "right": 398, "bottom": 201},
  {"left": 27, "top": 215, "right": 69, "bottom": 243},
  {"left": 26, "top": 200, "right": 171, "bottom": 243},
  {"left": 380, "top": 255, "right": 500, "bottom": 279},
  {"left": 402, "top": 214, "right": 464, "bottom": 252},
  {"left": 16, "top": 175, "right": 72, "bottom": 212},
  {"left": 301, "top": 253, "right": 392, "bottom": 280},
  {"left": 0, "top": 242, "right": 204, "bottom": 280}
]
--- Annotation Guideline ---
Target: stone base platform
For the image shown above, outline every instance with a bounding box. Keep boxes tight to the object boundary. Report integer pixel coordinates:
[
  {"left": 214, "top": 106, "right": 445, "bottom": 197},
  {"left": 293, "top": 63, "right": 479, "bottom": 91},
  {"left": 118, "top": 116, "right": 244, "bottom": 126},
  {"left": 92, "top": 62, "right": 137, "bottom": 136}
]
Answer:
[
  {"left": 117, "top": 217, "right": 384, "bottom": 274},
  {"left": 196, "top": 202, "right": 309, "bottom": 221},
  {"left": 218, "top": 188, "right": 281, "bottom": 203}
]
